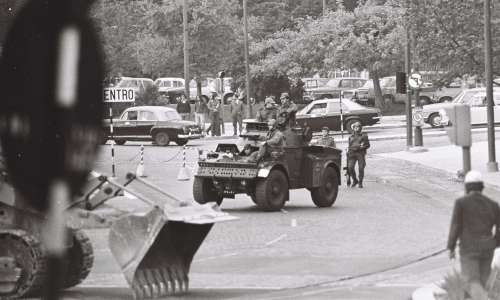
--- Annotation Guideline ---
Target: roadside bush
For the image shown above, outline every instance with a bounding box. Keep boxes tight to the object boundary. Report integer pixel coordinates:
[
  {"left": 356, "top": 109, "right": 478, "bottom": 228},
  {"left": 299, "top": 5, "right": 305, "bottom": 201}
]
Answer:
[{"left": 135, "top": 84, "right": 164, "bottom": 106}]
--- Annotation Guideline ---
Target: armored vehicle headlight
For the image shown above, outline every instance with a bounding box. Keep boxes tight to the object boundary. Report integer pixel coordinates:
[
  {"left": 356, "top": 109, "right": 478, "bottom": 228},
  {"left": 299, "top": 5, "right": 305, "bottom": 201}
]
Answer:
[{"left": 257, "top": 169, "right": 270, "bottom": 178}]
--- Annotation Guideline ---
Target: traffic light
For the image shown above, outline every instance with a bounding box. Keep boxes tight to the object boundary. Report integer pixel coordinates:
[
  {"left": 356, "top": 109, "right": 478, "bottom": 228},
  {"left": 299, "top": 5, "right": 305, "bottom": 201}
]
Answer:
[
  {"left": 441, "top": 104, "right": 471, "bottom": 147},
  {"left": 396, "top": 71, "right": 406, "bottom": 94}
]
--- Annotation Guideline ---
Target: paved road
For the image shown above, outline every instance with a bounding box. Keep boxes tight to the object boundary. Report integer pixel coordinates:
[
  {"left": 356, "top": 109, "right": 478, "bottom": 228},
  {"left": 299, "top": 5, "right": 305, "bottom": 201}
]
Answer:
[{"left": 57, "top": 132, "right": 500, "bottom": 299}]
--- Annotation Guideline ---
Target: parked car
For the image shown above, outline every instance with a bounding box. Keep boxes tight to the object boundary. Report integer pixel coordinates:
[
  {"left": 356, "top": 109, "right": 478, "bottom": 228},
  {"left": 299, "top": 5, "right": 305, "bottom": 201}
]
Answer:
[
  {"left": 419, "top": 84, "right": 463, "bottom": 104},
  {"left": 354, "top": 76, "right": 406, "bottom": 106},
  {"left": 296, "top": 98, "right": 381, "bottom": 133},
  {"left": 303, "top": 77, "right": 367, "bottom": 102},
  {"left": 115, "top": 77, "right": 154, "bottom": 98},
  {"left": 102, "top": 106, "right": 203, "bottom": 146},
  {"left": 154, "top": 77, "right": 185, "bottom": 102},
  {"left": 422, "top": 87, "right": 500, "bottom": 127}
]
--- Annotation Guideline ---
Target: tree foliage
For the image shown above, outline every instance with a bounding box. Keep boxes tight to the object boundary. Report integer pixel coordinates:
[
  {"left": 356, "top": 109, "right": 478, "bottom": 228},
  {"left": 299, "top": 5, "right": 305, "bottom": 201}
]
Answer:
[{"left": 406, "top": 0, "right": 500, "bottom": 84}]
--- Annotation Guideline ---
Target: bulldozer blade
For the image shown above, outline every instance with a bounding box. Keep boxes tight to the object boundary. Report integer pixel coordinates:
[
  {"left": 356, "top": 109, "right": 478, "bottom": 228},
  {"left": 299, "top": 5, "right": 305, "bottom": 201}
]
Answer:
[{"left": 109, "top": 206, "right": 234, "bottom": 299}]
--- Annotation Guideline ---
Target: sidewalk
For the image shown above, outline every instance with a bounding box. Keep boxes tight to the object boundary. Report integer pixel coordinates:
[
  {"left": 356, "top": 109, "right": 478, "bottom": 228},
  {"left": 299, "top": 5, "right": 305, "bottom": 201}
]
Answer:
[
  {"left": 379, "top": 140, "right": 500, "bottom": 300},
  {"left": 379, "top": 140, "right": 500, "bottom": 190}
]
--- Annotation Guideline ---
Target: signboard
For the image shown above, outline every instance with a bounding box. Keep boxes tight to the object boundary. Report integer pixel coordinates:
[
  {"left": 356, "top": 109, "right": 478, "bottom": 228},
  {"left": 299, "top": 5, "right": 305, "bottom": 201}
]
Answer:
[
  {"left": 103, "top": 88, "right": 135, "bottom": 103},
  {"left": 408, "top": 73, "right": 423, "bottom": 89},
  {"left": 412, "top": 107, "right": 424, "bottom": 126}
]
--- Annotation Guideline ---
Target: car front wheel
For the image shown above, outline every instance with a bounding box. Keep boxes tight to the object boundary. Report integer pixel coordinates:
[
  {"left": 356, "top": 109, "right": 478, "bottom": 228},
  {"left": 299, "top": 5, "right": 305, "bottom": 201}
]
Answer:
[
  {"left": 428, "top": 113, "right": 443, "bottom": 128},
  {"left": 255, "top": 169, "right": 288, "bottom": 211},
  {"left": 154, "top": 132, "right": 170, "bottom": 146}
]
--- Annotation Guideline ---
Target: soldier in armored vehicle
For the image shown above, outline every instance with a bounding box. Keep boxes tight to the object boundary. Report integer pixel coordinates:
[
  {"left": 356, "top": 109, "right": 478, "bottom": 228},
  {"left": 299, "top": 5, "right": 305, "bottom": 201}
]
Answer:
[
  {"left": 256, "top": 97, "right": 278, "bottom": 122},
  {"left": 247, "top": 117, "right": 285, "bottom": 162}
]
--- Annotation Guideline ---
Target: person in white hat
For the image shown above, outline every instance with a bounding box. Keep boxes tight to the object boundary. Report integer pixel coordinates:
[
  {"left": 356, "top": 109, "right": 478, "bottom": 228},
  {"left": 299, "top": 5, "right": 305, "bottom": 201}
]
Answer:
[
  {"left": 447, "top": 170, "right": 500, "bottom": 296},
  {"left": 347, "top": 121, "right": 370, "bottom": 188}
]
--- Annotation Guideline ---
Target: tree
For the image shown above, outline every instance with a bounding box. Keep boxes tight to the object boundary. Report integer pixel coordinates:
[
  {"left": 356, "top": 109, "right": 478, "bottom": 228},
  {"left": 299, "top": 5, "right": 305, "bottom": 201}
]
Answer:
[
  {"left": 406, "top": 0, "right": 500, "bottom": 84},
  {"left": 251, "top": 3, "right": 405, "bottom": 109}
]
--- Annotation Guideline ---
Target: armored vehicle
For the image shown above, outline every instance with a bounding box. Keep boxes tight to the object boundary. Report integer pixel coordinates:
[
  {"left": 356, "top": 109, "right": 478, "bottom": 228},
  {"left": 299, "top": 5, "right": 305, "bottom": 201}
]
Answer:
[{"left": 193, "top": 120, "right": 342, "bottom": 211}]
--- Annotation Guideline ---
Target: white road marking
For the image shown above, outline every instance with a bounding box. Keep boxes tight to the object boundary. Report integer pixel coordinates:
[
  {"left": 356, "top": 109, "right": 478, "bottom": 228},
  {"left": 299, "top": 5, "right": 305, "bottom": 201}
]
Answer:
[{"left": 265, "top": 234, "right": 288, "bottom": 246}]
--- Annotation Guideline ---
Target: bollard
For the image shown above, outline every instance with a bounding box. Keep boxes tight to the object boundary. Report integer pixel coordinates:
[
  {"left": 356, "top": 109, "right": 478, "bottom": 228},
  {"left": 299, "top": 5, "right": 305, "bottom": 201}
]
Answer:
[
  {"left": 136, "top": 144, "right": 147, "bottom": 177},
  {"left": 177, "top": 145, "right": 191, "bottom": 181}
]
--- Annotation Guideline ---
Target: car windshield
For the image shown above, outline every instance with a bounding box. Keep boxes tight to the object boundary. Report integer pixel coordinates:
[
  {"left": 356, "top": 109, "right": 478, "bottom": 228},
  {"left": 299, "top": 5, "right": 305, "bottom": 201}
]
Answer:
[{"left": 163, "top": 111, "right": 182, "bottom": 121}]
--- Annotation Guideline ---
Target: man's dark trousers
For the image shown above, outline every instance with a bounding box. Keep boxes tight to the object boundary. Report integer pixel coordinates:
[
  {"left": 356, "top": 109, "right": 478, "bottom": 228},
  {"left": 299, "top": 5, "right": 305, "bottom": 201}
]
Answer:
[{"left": 347, "top": 152, "right": 366, "bottom": 184}]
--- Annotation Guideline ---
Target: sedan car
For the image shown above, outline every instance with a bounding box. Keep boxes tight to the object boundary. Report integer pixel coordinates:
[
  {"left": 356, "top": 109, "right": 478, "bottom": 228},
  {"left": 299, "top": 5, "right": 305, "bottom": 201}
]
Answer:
[
  {"left": 296, "top": 98, "right": 381, "bottom": 133},
  {"left": 422, "top": 87, "right": 500, "bottom": 127},
  {"left": 303, "top": 77, "right": 367, "bottom": 102},
  {"left": 102, "top": 106, "right": 203, "bottom": 146}
]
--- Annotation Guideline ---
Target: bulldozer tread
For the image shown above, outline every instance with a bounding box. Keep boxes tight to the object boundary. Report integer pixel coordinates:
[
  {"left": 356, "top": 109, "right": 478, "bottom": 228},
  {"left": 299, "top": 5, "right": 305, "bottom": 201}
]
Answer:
[
  {"left": 0, "top": 229, "right": 47, "bottom": 299},
  {"left": 63, "top": 230, "right": 94, "bottom": 289}
]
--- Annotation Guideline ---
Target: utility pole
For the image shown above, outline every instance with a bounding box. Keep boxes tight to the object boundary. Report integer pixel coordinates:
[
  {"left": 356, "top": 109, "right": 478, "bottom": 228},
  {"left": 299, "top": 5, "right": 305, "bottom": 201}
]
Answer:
[
  {"left": 323, "top": 0, "right": 327, "bottom": 15},
  {"left": 183, "top": 0, "right": 190, "bottom": 100},
  {"left": 405, "top": 27, "right": 413, "bottom": 148},
  {"left": 484, "top": 0, "right": 498, "bottom": 172},
  {"left": 243, "top": 0, "right": 252, "bottom": 118}
]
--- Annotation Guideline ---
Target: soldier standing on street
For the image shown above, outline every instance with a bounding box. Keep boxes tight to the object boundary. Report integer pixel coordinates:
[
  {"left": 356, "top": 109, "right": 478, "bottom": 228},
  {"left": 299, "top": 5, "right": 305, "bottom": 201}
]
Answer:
[
  {"left": 347, "top": 121, "right": 370, "bottom": 188},
  {"left": 256, "top": 97, "right": 278, "bottom": 122},
  {"left": 230, "top": 95, "right": 245, "bottom": 135},
  {"left": 447, "top": 170, "right": 500, "bottom": 299},
  {"left": 314, "top": 127, "right": 336, "bottom": 148},
  {"left": 278, "top": 92, "right": 298, "bottom": 126}
]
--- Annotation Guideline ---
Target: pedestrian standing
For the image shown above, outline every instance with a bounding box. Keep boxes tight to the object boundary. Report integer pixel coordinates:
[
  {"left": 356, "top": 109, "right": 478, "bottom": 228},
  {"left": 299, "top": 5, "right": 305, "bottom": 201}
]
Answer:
[
  {"left": 314, "top": 127, "right": 336, "bottom": 147},
  {"left": 448, "top": 170, "right": 500, "bottom": 299},
  {"left": 194, "top": 96, "right": 208, "bottom": 130},
  {"left": 230, "top": 95, "right": 244, "bottom": 135},
  {"left": 176, "top": 94, "right": 191, "bottom": 120},
  {"left": 347, "top": 121, "right": 370, "bottom": 188},
  {"left": 207, "top": 93, "right": 221, "bottom": 136}
]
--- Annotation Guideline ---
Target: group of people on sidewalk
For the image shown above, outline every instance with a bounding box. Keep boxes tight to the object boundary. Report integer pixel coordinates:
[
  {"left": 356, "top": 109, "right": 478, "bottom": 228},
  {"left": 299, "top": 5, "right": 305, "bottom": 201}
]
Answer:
[{"left": 176, "top": 92, "right": 246, "bottom": 137}]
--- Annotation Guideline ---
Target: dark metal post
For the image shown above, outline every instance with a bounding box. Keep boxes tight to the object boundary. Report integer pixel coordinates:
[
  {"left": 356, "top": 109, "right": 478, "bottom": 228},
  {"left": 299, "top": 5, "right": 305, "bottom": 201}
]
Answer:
[
  {"left": 183, "top": 0, "right": 190, "bottom": 100},
  {"left": 463, "top": 146, "right": 471, "bottom": 175},
  {"left": 414, "top": 88, "right": 423, "bottom": 146},
  {"left": 323, "top": 0, "right": 327, "bottom": 15},
  {"left": 243, "top": 0, "right": 252, "bottom": 118},
  {"left": 484, "top": 0, "right": 498, "bottom": 172},
  {"left": 405, "top": 27, "right": 413, "bottom": 148}
]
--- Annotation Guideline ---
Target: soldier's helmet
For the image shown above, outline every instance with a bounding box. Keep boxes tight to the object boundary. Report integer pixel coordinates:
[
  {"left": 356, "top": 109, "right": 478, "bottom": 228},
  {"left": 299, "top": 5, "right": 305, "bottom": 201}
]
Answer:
[
  {"left": 264, "top": 97, "right": 276, "bottom": 107},
  {"left": 465, "top": 170, "right": 482, "bottom": 183},
  {"left": 280, "top": 92, "right": 290, "bottom": 101},
  {"left": 277, "top": 111, "right": 289, "bottom": 126}
]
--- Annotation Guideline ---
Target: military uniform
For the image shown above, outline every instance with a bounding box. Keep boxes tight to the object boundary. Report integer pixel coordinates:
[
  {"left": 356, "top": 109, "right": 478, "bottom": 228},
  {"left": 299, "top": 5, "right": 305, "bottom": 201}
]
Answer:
[
  {"left": 278, "top": 100, "right": 298, "bottom": 126},
  {"left": 248, "top": 126, "right": 285, "bottom": 162},
  {"left": 347, "top": 131, "right": 370, "bottom": 187},
  {"left": 448, "top": 190, "right": 500, "bottom": 288},
  {"left": 315, "top": 136, "right": 336, "bottom": 148},
  {"left": 256, "top": 106, "right": 277, "bottom": 122}
]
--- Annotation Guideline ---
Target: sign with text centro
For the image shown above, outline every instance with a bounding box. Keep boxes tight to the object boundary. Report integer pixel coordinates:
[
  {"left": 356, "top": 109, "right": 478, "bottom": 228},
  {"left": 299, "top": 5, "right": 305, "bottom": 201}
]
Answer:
[{"left": 103, "top": 87, "right": 135, "bottom": 103}]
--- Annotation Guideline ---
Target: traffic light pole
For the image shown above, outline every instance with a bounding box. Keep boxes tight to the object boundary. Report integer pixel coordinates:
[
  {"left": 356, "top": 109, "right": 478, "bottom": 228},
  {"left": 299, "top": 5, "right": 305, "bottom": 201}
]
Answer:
[{"left": 463, "top": 146, "right": 471, "bottom": 176}]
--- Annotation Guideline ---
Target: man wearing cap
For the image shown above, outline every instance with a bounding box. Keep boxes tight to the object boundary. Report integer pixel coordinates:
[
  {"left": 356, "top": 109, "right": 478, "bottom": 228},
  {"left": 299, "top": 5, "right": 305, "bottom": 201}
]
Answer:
[
  {"left": 314, "top": 127, "right": 336, "bottom": 148},
  {"left": 256, "top": 97, "right": 278, "bottom": 122},
  {"left": 207, "top": 93, "right": 221, "bottom": 136},
  {"left": 448, "top": 170, "right": 500, "bottom": 297},
  {"left": 347, "top": 121, "right": 370, "bottom": 188},
  {"left": 278, "top": 92, "right": 298, "bottom": 126}
]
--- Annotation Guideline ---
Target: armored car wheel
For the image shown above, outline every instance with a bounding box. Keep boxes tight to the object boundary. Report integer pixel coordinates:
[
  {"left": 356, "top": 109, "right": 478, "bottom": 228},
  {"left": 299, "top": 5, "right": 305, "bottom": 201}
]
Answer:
[
  {"left": 193, "top": 177, "right": 223, "bottom": 205},
  {"left": 311, "top": 166, "right": 339, "bottom": 207},
  {"left": 255, "top": 169, "right": 288, "bottom": 212},
  {"left": 63, "top": 230, "right": 94, "bottom": 289},
  {"left": 0, "top": 230, "right": 47, "bottom": 298}
]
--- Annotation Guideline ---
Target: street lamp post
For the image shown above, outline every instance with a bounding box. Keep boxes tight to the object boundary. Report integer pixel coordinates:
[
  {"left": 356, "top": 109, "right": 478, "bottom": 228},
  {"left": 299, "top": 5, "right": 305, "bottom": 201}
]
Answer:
[
  {"left": 484, "top": 0, "right": 498, "bottom": 172},
  {"left": 183, "top": 0, "right": 190, "bottom": 100},
  {"left": 243, "top": 0, "right": 252, "bottom": 118}
]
